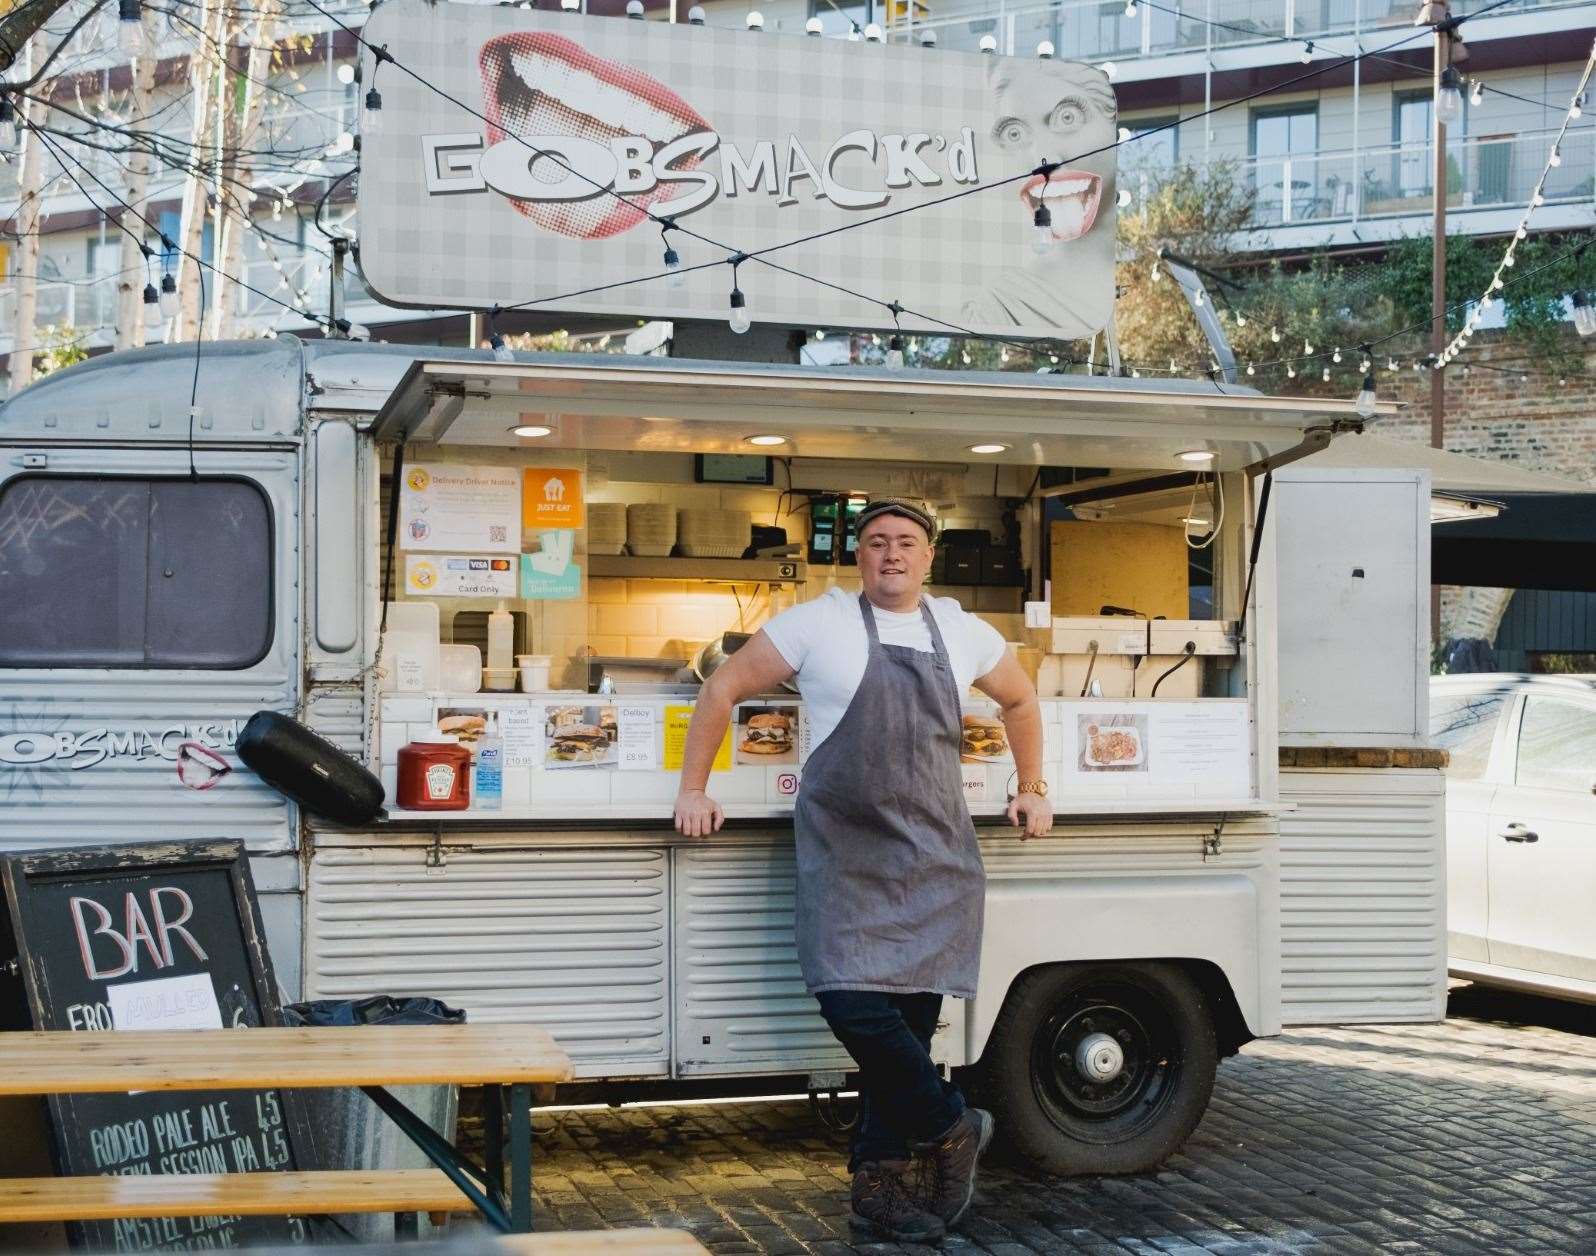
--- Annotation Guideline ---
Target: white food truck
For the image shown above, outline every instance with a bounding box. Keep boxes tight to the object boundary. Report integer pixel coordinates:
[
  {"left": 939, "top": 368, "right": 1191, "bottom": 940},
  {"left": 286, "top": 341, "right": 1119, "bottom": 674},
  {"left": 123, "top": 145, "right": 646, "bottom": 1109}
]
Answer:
[{"left": 0, "top": 337, "right": 1446, "bottom": 1175}]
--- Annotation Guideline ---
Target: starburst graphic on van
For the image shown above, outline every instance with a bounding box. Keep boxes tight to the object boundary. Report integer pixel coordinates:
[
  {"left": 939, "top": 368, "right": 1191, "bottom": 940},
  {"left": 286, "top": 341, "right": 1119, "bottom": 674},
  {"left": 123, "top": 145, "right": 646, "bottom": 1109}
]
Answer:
[{"left": 0, "top": 699, "right": 69, "bottom": 805}]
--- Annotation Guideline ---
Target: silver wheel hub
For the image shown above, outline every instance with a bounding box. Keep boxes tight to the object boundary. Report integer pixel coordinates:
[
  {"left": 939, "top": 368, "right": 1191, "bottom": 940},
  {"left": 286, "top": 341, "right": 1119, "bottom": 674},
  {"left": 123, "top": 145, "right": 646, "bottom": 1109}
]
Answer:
[{"left": 1075, "top": 1031, "right": 1124, "bottom": 1083}]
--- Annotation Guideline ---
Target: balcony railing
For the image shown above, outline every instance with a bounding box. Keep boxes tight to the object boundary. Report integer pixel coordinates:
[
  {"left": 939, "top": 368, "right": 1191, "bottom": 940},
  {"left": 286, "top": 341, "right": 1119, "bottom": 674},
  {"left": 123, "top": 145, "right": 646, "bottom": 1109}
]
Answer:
[
  {"left": 885, "top": 0, "right": 1589, "bottom": 61},
  {"left": 1236, "top": 126, "right": 1593, "bottom": 229}
]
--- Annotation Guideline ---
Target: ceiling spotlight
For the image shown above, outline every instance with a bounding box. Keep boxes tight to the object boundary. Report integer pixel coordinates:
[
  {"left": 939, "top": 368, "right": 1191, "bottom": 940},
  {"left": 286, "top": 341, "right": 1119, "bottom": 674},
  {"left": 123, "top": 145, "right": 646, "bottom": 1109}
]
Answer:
[
  {"left": 968, "top": 443, "right": 1010, "bottom": 454},
  {"left": 745, "top": 434, "right": 788, "bottom": 446},
  {"left": 1177, "top": 449, "right": 1215, "bottom": 464},
  {"left": 511, "top": 424, "right": 553, "bottom": 438}
]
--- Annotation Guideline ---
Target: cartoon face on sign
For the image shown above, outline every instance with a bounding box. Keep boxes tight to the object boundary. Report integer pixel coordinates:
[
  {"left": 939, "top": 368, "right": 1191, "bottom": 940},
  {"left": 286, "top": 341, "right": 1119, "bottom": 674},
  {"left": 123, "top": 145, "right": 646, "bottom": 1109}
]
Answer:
[
  {"left": 478, "top": 32, "right": 714, "bottom": 239},
  {"left": 959, "top": 57, "right": 1119, "bottom": 338}
]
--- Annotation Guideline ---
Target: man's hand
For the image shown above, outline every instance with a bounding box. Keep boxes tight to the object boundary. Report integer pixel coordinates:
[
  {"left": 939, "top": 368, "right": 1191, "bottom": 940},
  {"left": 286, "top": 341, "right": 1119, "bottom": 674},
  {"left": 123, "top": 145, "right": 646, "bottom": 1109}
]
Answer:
[
  {"left": 674, "top": 788, "right": 725, "bottom": 837},
  {"left": 1007, "top": 790, "right": 1053, "bottom": 839}
]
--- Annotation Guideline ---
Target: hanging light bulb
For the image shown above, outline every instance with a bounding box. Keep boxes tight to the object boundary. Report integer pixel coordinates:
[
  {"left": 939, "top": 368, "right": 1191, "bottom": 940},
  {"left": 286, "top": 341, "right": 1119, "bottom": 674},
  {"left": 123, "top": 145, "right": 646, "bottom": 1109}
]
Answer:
[
  {"left": 805, "top": 16, "right": 823, "bottom": 34},
  {"left": 1516, "top": 224, "right": 1528, "bottom": 240},
  {"left": 1533, "top": 188, "right": 1546, "bottom": 206},
  {"left": 687, "top": 5, "right": 706, "bottom": 23},
  {"left": 847, "top": 25, "right": 861, "bottom": 40},
  {"left": 1332, "top": 348, "right": 1342, "bottom": 363},
  {"left": 1355, "top": 371, "right": 1377, "bottom": 419},
  {"left": 1270, "top": 325, "right": 1281, "bottom": 342},
  {"left": 864, "top": 22, "right": 884, "bottom": 41},
  {"left": 745, "top": 11, "right": 764, "bottom": 30},
  {"left": 1573, "top": 93, "right": 1586, "bottom": 120},
  {"left": 1032, "top": 185, "right": 1054, "bottom": 255},
  {"left": 1000, "top": 346, "right": 1009, "bottom": 363},
  {"left": 1388, "top": 357, "right": 1398, "bottom": 372},
  {"left": 886, "top": 334, "right": 904, "bottom": 370},
  {"left": 1285, "top": 364, "right": 1296, "bottom": 378},
  {"left": 1036, "top": 40, "right": 1055, "bottom": 58},
  {"left": 142, "top": 281, "right": 161, "bottom": 328},
  {"left": 362, "top": 86, "right": 383, "bottom": 133},
  {"left": 662, "top": 243, "right": 684, "bottom": 289},
  {"left": 1504, "top": 251, "right": 1515, "bottom": 268},
  {"left": 919, "top": 28, "right": 938, "bottom": 47},
  {"left": 1435, "top": 66, "right": 1465, "bottom": 127},
  {"left": 1245, "top": 363, "right": 1255, "bottom": 376},
  {"left": 1304, "top": 339, "right": 1314, "bottom": 354},
  {"left": 1572, "top": 290, "right": 1596, "bottom": 337},
  {"left": 979, "top": 34, "right": 997, "bottom": 53},
  {"left": 728, "top": 286, "right": 751, "bottom": 334},
  {"left": 1118, "top": 126, "right": 1132, "bottom": 142},
  {"left": 560, "top": 0, "right": 579, "bottom": 10},
  {"left": 1116, "top": 187, "right": 1131, "bottom": 208},
  {"left": 1150, "top": 262, "right": 1162, "bottom": 282},
  {"left": 118, "top": 0, "right": 144, "bottom": 57},
  {"left": 1469, "top": 78, "right": 1484, "bottom": 107},
  {"left": 1234, "top": 311, "right": 1247, "bottom": 328},
  {"left": 1321, "top": 366, "right": 1331, "bottom": 382},
  {"left": 1550, "top": 145, "right": 1562, "bottom": 167},
  {"left": 0, "top": 98, "right": 16, "bottom": 154},
  {"left": 1299, "top": 41, "right": 1314, "bottom": 63},
  {"left": 1194, "top": 289, "right": 1205, "bottom": 307},
  {"left": 336, "top": 63, "right": 357, "bottom": 86},
  {"left": 490, "top": 330, "right": 514, "bottom": 362},
  {"left": 814, "top": 328, "right": 826, "bottom": 341},
  {"left": 1124, "top": 0, "right": 1137, "bottom": 13},
  {"left": 960, "top": 348, "right": 971, "bottom": 365},
  {"left": 159, "top": 272, "right": 177, "bottom": 319},
  {"left": 1360, "top": 357, "right": 1371, "bottom": 372},
  {"left": 627, "top": 0, "right": 646, "bottom": 16}
]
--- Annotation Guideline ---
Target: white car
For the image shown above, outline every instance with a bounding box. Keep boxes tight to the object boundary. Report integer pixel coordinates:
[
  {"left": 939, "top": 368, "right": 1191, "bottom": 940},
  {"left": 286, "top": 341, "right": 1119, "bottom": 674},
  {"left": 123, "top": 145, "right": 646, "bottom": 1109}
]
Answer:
[{"left": 1431, "top": 674, "right": 1596, "bottom": 1004}]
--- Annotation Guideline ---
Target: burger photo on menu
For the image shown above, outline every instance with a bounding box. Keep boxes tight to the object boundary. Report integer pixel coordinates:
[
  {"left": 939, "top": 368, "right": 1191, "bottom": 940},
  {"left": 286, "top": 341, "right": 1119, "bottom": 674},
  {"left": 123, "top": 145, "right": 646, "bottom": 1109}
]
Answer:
[
  {"left": 544, "top": 704, "right": 619, "bottom": 769},
  {"left": 436, "top": 708, "right": 490, "bottom": 753},
  {"left": 960, "top": 712, "right": 1010, "bottom": 764},
  {"left": 735, "top": 705, "right": 799, "bottom": 766}
]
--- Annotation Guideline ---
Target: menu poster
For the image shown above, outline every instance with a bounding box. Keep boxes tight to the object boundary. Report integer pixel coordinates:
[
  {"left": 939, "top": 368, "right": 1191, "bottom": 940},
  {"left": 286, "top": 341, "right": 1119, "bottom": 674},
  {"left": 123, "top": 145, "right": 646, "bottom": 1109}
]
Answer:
[
  {"left": 500, "top": 705, "right": 539, "bottom": 769},
  {"left": 616, "top": 705, "right": 658, "bottom": 771},
  {"left": 522, "top": 467, "right": 584, "bottom": 531},
  {"left": 1061, "top": 701, "right": 1251, "bottom": 792},
  {"left": 733, "top": 703, "right": 800, "bottom": 766},
  {"left": 436, "top": 707, "right": 494, "bottom": 760},
  {"left": 399, "top": 463, "right": 521, "bottom": 553},
  {"left": 544, "top": 703, "right": 618, "bottom": 770},
  {"left": 663, "top": 705, "right": 732, "bottom": 773}
]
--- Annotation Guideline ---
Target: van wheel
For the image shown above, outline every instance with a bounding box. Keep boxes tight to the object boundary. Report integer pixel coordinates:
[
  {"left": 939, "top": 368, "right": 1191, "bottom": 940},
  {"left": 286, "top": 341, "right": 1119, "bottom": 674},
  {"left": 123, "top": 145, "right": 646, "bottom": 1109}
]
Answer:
[{"left": 978, "top": 962, "right": 1217, "bottom": 1176}]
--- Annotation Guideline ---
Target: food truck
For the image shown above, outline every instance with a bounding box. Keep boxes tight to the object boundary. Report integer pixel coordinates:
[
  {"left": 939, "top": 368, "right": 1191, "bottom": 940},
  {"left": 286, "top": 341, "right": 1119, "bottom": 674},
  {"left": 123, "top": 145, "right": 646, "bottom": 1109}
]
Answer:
[
  {"left": 0, "top": 337, "right": 1445, "bottom": 1176},
  {"left": 0, "top": 2, "right": 1449, "bottom": 1177}
]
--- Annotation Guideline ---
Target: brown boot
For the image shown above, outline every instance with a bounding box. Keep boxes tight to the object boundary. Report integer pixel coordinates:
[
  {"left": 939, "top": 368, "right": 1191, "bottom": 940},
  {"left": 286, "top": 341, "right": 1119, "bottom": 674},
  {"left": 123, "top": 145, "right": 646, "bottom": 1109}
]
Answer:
[
  {"left": 913, "top": 1107, "right": 994, "bottom": 1229},
  {"left": 849, "top": 1159, "right": 946, "bottom": 1245}
]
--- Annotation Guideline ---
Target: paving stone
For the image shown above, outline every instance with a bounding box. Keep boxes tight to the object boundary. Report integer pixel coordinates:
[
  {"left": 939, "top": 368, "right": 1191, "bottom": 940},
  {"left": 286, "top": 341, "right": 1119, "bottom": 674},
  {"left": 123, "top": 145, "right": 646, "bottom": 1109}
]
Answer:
[{"left": 469, "top": 988, "right": 1596, "bottom": 1254}]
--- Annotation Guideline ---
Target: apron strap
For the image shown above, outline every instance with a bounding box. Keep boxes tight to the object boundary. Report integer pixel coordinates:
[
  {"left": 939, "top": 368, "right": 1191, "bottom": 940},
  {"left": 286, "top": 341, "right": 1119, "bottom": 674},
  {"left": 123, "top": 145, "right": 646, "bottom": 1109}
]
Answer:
[
  {"left": 857, "top": 592, "right": 882, "bottom": 646},
  {"left": 919, "top": 599, "right": 953, "bottom": 665}
]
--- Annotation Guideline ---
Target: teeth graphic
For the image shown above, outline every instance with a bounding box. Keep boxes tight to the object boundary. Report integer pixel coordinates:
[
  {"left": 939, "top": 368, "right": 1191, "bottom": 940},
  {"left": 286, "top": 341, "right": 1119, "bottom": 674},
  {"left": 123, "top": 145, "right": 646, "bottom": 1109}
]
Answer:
[
  {"left": 1054, "top": 197, "right": 1087, "bottom": 238},
  {"left": 509, "top": 50, "right": 686, "bottom": 146},
  {"left": 1046, "top": 179, "right": 1092, "bottom": 198}
]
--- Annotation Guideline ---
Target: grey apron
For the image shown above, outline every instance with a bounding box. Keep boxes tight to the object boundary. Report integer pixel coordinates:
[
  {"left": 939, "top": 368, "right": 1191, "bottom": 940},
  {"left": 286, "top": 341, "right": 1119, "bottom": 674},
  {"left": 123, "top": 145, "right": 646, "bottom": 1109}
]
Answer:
[{"left": 793, "top": 593, "right": 986, "bottom": 998}]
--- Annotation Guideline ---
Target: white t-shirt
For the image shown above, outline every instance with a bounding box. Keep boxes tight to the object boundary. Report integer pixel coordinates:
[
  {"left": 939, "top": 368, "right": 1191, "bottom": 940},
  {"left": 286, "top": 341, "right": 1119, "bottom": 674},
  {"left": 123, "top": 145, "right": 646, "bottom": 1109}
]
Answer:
[{"left": 762, "top": 587, "right": 1008, "bottom": 751}]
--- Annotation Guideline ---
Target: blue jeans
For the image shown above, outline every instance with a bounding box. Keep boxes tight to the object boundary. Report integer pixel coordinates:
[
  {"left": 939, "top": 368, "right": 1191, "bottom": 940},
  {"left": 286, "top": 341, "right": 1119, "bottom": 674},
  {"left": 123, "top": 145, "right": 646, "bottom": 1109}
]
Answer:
[{"left": 815, "top": 989, "right": 966, "bottom": 1171}]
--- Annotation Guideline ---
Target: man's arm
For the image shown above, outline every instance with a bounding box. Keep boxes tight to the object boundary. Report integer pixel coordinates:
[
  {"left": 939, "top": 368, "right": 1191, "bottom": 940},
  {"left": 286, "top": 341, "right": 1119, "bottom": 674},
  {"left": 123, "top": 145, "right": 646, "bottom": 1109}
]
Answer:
[
  {"left": 674, "top": 631, "right": 796, "bottom": 836},
  {"left": 973, "top": 653, "right": 1053, "bottom": 838}
]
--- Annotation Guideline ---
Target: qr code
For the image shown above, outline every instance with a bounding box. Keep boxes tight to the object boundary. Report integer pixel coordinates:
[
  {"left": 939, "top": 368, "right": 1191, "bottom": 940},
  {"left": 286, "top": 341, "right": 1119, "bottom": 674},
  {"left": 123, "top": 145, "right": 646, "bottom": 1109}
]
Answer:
[{"left": 489, "top": 526, "right": 508, "bottom": 543}]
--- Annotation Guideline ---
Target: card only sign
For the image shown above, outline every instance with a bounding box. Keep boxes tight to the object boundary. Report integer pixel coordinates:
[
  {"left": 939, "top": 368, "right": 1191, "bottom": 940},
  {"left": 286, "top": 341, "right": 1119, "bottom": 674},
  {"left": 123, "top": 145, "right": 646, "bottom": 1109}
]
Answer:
[{"left": 0, "top": 840, "right": 314, "bottom": 1251}]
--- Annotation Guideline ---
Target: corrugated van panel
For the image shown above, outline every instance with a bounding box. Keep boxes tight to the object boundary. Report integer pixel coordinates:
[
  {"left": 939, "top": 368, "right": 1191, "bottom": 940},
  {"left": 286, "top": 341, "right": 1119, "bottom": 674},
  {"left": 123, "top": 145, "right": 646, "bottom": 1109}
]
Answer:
[
  {"left": 674, "top": 843, "right": 848, "bottom": 1077},
  {"left": 305, "top": 847, "right": 669, "bottom": 1076},
  {"left": 1278, "top": 769, "right": 1446, "bottom": 1025}
]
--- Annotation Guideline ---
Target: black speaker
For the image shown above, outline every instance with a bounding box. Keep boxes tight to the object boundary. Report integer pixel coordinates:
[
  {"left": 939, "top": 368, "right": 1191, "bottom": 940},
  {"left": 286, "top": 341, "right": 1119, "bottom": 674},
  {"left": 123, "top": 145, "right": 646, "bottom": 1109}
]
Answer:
[{"left": 237, "top": 710, "right": 385, "bottom": 827}]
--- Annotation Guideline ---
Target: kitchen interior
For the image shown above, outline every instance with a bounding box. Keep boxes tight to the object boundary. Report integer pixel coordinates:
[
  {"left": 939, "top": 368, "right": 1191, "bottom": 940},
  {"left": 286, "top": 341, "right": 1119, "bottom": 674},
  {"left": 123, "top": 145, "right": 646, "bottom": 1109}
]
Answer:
[{"left": 376, "top": 434, "right": 1258, "bottom": 821}]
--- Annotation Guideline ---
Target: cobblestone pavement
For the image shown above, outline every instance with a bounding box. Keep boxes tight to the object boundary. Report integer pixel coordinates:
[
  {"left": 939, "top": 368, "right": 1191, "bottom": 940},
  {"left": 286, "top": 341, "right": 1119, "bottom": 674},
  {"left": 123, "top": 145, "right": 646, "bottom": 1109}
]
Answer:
[{"left": 510, "top": 986, "right": 1596, "bottom": 1255}]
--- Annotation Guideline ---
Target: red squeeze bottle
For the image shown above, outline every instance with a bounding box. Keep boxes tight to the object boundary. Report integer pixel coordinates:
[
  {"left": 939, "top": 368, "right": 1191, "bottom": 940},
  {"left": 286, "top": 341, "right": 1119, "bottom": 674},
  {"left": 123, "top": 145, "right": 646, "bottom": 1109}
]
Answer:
[{"left": 397, "top": 733, "right": 472, "bottom": 810}]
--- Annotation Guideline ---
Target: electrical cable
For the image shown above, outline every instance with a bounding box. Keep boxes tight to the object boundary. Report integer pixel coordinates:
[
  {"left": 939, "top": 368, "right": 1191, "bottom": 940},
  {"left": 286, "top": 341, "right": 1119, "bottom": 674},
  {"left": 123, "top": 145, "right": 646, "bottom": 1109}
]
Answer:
[{"left": 1149, "top": 641, "right": 1196, "bottom": 697}]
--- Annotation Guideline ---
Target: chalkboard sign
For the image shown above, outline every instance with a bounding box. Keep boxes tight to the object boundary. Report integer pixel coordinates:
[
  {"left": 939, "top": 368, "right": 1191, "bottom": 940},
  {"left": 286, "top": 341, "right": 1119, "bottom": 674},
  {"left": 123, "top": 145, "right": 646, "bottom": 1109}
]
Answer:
[{"left": 0, "top": 839, "right": 315, "bottom": 1251}]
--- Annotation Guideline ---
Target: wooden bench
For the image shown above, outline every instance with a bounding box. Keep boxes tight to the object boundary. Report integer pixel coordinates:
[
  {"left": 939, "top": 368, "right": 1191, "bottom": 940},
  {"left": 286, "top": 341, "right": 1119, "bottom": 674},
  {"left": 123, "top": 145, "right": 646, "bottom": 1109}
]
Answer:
[
  {"left": 0, "top": 1025, "right": 572, "bottom": 1233},
  {"left": 494, "top": 1231, "right": 712, "bottom": 1254},
  {"left": 0, "top": 1168, "right": 474, "bottom": 1223}
]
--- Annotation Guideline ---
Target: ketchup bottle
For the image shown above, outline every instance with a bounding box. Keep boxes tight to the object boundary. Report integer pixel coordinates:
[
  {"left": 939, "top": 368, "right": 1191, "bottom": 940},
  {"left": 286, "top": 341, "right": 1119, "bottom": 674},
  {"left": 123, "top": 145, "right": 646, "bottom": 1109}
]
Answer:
[{"left": 397, "top": 732, "right": 472, "bottom": 810}]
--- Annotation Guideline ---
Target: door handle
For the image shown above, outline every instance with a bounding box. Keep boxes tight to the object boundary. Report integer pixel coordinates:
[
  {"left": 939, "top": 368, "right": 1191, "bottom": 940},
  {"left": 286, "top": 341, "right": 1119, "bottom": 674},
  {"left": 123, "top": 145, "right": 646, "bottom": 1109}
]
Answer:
[{"left": 1499, "top": 823, "right": 1539, "bottom": 844}]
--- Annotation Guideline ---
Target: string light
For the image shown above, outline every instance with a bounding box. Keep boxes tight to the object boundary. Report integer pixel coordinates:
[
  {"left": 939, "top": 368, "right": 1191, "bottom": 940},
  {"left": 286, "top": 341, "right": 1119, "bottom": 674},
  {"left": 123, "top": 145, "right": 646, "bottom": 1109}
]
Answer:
[
  {"left": 1124, "top": 0, "right": 1137, "bottom": 14},
  {"left": 1332, "top": 348, "right": 1342, "bottom": 363},
  {"left": 142, "top": 281, "right": 161, "bottom": 328},
  {"left": 660, "top": 220, "right": 684, "bottom": 289},
  {"left": 1299, "top": 41, "right": 1314, "bottom": 64},
  {"left": 1355, "top": 371, "right": 1377, "bottom": 419},
  {"left": 0, "top": 99, "right": 16, "bottom": 154},
  {"left": 118, "top": 0, "right": 144, "bottom": 57},
  {"left": 1036, "top": 40, "right": 1055, "bottom": 59},
  {"left": 805, "top": 16, "right": 822, "bottom": 34},
  {"left": 979, "top": 34, "right": 997, "bottom": 53},
  {"left": 1270, "top": 326, "right": 1281, "bottom": 343},
  {"left": 1435, "top": 66, "right": 1465, "bottom": 126},
  {"left": 1469, "top": 77, "right": 1484, "bottom": 107},
  {"left": 489, "top": 307, "right": 514, "bottom": 362},
  {"left": 885, "top": 301, "right": 905, "bottom": 369},
  {"left": 1032, "top": 166, "right": 1055, "bottom": 254},
  {"left": 159, "top": 272, "right": 177, "bottom": 319},
  {"left": 728, "top": 255, "right": 751, "bottom": 335}
]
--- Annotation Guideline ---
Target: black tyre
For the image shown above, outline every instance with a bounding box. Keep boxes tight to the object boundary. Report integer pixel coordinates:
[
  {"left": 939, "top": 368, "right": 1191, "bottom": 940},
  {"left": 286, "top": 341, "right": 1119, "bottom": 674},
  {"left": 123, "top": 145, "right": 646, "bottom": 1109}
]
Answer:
[{"left": 977, "top": 961, "right": 1217, "bottom": 1176}]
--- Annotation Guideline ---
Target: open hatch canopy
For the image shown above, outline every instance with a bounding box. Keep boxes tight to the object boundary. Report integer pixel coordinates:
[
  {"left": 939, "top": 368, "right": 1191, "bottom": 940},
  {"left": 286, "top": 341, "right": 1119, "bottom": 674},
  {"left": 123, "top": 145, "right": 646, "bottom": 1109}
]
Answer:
[{"left": 367, "top": 354, "right": 1390, "bottom": 473}]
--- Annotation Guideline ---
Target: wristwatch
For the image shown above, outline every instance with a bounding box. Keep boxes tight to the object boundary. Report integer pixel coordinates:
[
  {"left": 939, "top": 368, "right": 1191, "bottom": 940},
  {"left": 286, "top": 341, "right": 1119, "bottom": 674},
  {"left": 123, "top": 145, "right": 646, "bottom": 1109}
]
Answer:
[{"left": 1016, "top": 779, "right": 1049, "bottom": 797}]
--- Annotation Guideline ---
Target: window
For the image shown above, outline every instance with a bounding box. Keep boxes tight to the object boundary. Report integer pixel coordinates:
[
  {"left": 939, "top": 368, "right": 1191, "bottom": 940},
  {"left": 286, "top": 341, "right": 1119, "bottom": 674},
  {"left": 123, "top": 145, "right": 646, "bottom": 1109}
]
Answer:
[
  {"left": 1393, "top": 91, "right": 1432, "bottom": 197},
  {"left": 1514, "top": 697, "right": 1596, "bottom": 793},
  {"left": 1430, "top": 689, "right": 1507, "bottom": 781},
  {"left": 0, "top": 477, "right": 273, "bottom": 669},
  {"left": 1123, "top": 116, "right": 1179, "bottom": 169},
  {"left": 1250, "top": 106, "right": 1318, "bottom": 223}
]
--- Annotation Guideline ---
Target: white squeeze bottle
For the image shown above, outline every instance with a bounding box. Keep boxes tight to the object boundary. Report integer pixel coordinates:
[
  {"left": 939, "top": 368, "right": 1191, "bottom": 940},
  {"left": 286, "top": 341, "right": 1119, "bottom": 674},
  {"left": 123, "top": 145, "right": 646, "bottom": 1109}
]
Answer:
[{"left": 487, "top": 601, "right": 514, "bottom": 672}]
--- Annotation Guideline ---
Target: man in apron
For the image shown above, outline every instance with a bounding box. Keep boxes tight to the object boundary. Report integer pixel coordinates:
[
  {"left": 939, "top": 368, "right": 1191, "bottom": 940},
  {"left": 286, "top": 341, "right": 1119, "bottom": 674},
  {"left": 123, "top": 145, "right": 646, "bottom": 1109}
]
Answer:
[{"left": 674, "top": 498, "right": 1052, "bottom": 1244}]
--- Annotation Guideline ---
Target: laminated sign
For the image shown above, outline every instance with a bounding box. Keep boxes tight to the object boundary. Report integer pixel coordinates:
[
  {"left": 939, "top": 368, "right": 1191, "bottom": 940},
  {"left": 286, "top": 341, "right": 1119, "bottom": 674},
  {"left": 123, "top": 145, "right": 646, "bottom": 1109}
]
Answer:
[
  {"left": 523, "top": 467, "right": 584, "bottom": 530},
  {"left": 355, "top": 2, "right": 1117, "bottom": 339}
]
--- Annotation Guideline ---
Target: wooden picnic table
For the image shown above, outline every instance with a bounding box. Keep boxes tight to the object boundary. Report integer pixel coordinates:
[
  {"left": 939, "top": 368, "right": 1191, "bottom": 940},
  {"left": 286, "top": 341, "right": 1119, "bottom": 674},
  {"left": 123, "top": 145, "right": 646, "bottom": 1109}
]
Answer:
[{"left": 0, "top": 1024, "right": 573, "bottom": 1234}]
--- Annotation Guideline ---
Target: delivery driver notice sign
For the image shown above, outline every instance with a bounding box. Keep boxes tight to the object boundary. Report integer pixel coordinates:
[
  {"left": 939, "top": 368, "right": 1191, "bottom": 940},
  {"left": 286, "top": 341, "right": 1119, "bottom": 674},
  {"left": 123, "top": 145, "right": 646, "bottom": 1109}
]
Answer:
[{"left": 523, "top": 468, "right": 583, "bottom": 530}]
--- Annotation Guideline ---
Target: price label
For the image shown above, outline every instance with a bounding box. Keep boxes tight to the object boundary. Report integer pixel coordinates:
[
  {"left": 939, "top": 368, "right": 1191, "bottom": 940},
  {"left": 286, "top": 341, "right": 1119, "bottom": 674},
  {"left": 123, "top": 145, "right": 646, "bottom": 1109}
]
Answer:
[{"left": 616, "top": 705, "right": 657, "bottom": 771}]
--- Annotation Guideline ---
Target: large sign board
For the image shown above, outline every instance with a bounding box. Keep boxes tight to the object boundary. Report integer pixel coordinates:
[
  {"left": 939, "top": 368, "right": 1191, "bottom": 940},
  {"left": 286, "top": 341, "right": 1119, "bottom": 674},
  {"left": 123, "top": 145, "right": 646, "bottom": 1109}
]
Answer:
[
  {"left": 0, "top": 840, "right": 313, "bottom": 1251},
  {"left": 356, "top": 2, "right": 1118, "bottom": 339}
]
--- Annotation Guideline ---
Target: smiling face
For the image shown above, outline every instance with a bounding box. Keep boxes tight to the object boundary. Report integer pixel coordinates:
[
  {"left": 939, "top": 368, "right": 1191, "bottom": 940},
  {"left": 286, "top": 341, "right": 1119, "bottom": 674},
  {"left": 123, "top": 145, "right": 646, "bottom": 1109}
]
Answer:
[
  {"left": 857, "top": 514, "right": 935, "bottom": 612},
  {"left": 965, "top": 58, "right": 1119, "bottom": 335}
]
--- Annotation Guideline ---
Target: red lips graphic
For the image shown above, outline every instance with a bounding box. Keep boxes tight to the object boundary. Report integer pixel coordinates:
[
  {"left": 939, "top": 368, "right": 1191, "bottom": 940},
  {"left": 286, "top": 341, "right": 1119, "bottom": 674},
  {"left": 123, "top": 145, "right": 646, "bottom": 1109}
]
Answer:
[{"left": 479, "top": 32, "right": 712, "bottom": 239}]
